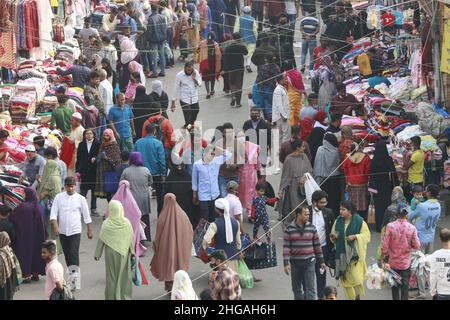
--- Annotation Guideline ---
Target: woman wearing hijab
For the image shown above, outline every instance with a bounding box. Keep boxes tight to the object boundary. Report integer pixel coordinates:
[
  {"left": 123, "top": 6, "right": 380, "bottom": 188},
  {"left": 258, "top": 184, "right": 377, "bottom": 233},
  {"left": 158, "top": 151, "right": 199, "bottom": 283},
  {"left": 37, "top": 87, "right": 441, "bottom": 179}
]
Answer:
[
  {"left": 120, "top": 152, "right": 153, "bottom": 242},
  {"left": 198, "top": 31, "right": 221, "bottom": 99},
  {"left": 149, "top": 80, "right": 170, "bottom": 119},
  {"left": 37, "top": 160, "right": 62, "bottom": 242},
  {"left": 76, "top": 129, "right": 100, "bottom": 215},
  {"left": 278, "top": 139, "right": 313, "bottom": 228},
  {"left": 383, "top": 186, "right": 406, "bottom": 229},
  {"left": 369, "top": 140, "right": 399, "bottom": 232},
  {"left": 286, "top": 64, "right": 307, "bottom": 127},
  {"left": 171, "top": 270, "right": 198, "bottom": 300},
  {"left": 133, "top": 86, "right": 160, "bottom": 140},
  {"left": 330, "top": 201, "right": 370, "bottom": 300},
  {"left": 0, "top": 232, "right": 19, "bottom": 300},
  {"left": 300, "top": 117, "right": 314, "bottom": 141},
  {"left": 9, "top": 188, "right": 47, "bottom": 283},
  {"left": 124, "top": 72, "right": 141, "bottom": 104},
  {"left": 95, "top": 129, "right": 122, "bottom": 201},
  {"left": 165, "top": 161, "right": 196, "bottom": 227},
  {"left": 202, "top": 198, "right": 241, "bottom": 272},
  {"left": 314, "top": 133, "right": 341, "bottom": 215},
  {"left": 119, "top": 37, "right": 139, "bottom": 91},
  {"left": 174, "top": 0, "right": 190, "bottom": 55},
  {"left": 128, "top": 61, "right": 146, "bottom": 86},
  {"left": 95, "top": 200, "right": 134, "bottom": 300},
  {"left": 150, "top": 193, "right": 194, "bottom": 292},
  {"left": 342, "top": 139, "right": 371, "bottom": 221},
  {"left": 197, "top": 0, "right": 211, "bottom": 39},
  {"left": 307, "top": 127, "right": 325, "bottom": 165}
]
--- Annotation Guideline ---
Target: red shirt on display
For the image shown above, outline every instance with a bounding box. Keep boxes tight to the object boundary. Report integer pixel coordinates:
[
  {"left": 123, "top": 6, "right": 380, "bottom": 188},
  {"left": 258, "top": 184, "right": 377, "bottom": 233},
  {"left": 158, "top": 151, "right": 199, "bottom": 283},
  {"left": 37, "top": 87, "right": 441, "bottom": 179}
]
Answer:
[{"left": 381, "top": 13, "right": 395, "bottom": 27}]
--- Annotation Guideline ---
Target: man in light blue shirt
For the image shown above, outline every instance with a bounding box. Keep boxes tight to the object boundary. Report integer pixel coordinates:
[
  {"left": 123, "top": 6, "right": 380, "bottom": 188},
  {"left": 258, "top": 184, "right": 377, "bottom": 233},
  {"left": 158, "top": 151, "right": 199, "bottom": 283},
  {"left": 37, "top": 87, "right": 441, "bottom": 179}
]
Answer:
[
  {"left": 135, "top": 123, "right": 166, "bottom": 215},
  {"left": 192, "top": 145, "right": 231, "bottom": 222},
  {"left": 408, "top": 184, "right": 441, "bottom": 254},
  {"left": 109, "top": 93, "right": 136, "bottom": 152}
]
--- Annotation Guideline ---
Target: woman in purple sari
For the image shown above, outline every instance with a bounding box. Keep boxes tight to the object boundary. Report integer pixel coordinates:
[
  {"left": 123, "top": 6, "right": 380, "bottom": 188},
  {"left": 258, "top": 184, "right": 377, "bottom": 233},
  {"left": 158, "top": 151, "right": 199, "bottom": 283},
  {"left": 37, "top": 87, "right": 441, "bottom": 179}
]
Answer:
[{"left": 9, "top": 188, "right": 47, "bottom": 282}]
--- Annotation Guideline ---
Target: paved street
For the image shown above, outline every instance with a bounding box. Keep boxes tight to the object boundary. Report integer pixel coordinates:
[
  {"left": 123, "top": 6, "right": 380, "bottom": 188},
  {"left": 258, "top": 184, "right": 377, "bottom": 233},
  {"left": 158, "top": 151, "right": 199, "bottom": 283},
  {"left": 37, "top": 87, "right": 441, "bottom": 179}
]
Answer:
[{"left": 14, "top": 43, "right": 445, "bottom": 301}]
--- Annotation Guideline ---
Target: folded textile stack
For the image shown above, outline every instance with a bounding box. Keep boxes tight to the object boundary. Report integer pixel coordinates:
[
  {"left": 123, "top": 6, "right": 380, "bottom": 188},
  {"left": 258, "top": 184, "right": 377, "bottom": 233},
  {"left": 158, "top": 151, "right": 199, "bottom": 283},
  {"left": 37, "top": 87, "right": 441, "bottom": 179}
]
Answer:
[
  {"left": 16, "top": 60, "right": 47, "bottom": 80},
  {"left": 416, "top": 102, "right": 450, "bottom": 138},
  {"left": 0, "top": 111, "right": 12, "bottom": 127},
  {"left": 9, "top": 92, "right": 37, "bottom": 123}
]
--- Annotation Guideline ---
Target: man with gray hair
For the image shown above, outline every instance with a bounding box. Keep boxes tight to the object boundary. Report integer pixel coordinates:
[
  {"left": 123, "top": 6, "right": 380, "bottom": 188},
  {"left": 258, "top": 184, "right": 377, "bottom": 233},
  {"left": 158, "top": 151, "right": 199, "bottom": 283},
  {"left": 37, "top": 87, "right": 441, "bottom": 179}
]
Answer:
[{"left": 98, "top": 69, "right": 113, "bottom": 118}]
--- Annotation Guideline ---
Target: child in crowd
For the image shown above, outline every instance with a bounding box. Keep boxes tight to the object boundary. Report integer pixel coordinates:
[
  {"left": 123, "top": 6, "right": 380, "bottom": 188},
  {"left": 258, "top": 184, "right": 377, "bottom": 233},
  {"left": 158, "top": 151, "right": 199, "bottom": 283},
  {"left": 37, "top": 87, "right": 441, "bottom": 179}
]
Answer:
[
  {"left": 324, "top": 286, "right": 338, "bottom": 300},
  {"left": 41, "top": 240, "right": 65, "bottom": 299},
  {"left": 410, "top": 185, "right": 425, "bottom": 211},
  {"left": 252, "top": 183, "right": 278, "bottom": 242},
  {"left": 300, "top": 93, "right": 319, "bottom": 120},
  {"left": 0, "top": 204, "right": 15, "bottom": 246},
  {"left": 115, "top": 151, "right": 130, "bottom": 179}
]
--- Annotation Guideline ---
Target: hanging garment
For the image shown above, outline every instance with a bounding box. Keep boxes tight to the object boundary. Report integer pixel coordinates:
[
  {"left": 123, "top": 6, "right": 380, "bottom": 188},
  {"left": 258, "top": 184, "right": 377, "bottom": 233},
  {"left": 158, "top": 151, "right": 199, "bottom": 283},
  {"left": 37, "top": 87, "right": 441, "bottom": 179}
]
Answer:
[{"left": 0, "top": 31, "right": 16, "bottom": 69}]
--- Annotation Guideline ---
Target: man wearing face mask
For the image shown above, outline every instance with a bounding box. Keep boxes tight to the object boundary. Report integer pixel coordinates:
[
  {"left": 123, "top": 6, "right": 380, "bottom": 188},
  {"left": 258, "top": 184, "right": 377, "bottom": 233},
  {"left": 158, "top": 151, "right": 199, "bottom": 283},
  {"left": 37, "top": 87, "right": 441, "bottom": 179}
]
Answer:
[
  {"left": 51, "top": 89, "right": 75, "bottom": 135},
  {"left": 171, "top": 61, "right": 202, "bottom": 127}
]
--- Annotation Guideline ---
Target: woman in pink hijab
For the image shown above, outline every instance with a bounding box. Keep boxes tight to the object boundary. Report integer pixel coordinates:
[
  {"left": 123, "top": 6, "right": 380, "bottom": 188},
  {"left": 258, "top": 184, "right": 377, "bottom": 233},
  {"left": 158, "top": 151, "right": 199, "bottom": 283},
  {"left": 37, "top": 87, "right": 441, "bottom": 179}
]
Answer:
[
  {"left": 128, "top": 61, "right": 146, "bottom": 86},
  {"left": 107, "top": 180, "right": 147, "bottom": 258}
]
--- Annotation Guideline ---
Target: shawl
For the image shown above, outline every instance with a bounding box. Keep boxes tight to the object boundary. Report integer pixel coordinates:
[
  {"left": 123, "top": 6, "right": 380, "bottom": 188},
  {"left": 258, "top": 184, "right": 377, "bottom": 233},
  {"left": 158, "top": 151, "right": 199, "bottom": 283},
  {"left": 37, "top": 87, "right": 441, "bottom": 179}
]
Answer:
[
  {"left": 150, "top": 193, "right": 194, "bottom": 281},
  {"left": 37, "top": 160, "right": 62, "bottom": 198},
  {"left": 256, "top": 63, "right": 280, "bottom": 90},
  {"left": 279, "top": 153, "right": 313, "bottom": 191},
  {"left": 286, "top": 69, "right": 305, "bottom": 92},
  {"left": 99, "top": 200, "right": 133, "bottom": 257},
  {"left": 307, "top": 127, "right": 325, "bottom": 164},
  {"left": 120, "top": 38, "right": 139, "bottom": 64},
  {"left": 334, "top": 213, "right": 364, "bottom": 280},
  {"left": 171, "top": 270, "right": 198, "bottom": 300},
  {"left": 108, "top": 181, "right": 147, "bottom": 257},
  {"left": 314, "top": 135, "right": 340, "bottom": 179},
  {"left": 215, "top": 198, "right": 233, "bottom": 243},
  {"left": 300, "top": 117, "right": 314, "bottom": 141},
  {"left": 151, "top": 80, "right": 163, "bottom": 97},
  {"left": 198, "top": 40, "right": 222, "bottom": 77},
  {"left": 128, "top": 61, "right": 146, "bottom": 86},
  {"left": 0, "top": 232, "right": 15, "bottom": 288}
]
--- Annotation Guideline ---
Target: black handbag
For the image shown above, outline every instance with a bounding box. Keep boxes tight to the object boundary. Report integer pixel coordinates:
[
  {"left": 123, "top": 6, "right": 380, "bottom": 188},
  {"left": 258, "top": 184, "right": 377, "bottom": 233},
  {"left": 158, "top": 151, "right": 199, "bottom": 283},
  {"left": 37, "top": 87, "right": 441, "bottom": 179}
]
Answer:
[{"left": 244, "top": 242, "right": 277, "bottom": 270}]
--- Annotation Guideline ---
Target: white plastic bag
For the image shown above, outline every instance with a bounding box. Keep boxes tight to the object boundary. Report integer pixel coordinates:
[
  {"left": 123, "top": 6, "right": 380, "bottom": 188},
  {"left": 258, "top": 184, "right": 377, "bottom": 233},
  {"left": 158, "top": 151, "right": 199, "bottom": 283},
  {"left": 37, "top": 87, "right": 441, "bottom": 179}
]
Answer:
[{"left": 304, "top": 173, "right": 321, "bottom": 206}]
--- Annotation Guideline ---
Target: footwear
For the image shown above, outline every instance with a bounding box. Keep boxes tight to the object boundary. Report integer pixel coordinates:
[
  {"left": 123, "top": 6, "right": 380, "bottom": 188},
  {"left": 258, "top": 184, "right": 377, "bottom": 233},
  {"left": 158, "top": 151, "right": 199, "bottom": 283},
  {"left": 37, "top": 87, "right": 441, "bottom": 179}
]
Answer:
[
  {"left": 145, "top": 71, "right": 153, "bottom": 78},
  {"left": 273, "top": 167, "right": 281, "bottom": 175},
  {"left": 206, "top": 94, "right": 211, "bottom": 99},
  {"left": 210, "top": 90, "right": 215, "bottom": 95},
  {"left": 246, "top": 65, "right": 252, "bottom": 73},
  {"left": 253, "top": 277, "right": 262, "bottom": 282},
  {"left": 235, "top": 104, "right": 242, "bottom": 108},
  {"left": 230, "top": 97, "right": 236, "bottom": 106},
  {"left": 158, "top": 72, "right": 166, "bottom": 77},
  {"left": 411, "top": 294, "right": 427, "bottom": 300},
  {"left": 91, "top": 209, "right": 100, "bottom": 217},
  {"left": 247, "top": 217, "right": 254, "bottom": 224},
  {"left": 149, "top": 74, "right": 158, "bottom": 78},
  {"left": 300, "top": 65, "right": 305, "bottom": 73},
  {"left": 31, "top": 275, "right": 39, "bottom": 282}
]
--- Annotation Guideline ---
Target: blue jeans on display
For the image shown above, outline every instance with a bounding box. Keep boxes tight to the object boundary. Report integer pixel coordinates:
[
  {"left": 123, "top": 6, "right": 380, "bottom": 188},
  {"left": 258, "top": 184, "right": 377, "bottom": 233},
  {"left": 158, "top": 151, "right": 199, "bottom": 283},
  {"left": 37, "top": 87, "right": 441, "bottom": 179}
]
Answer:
[
  {"left": 315, "top": 245, "right": 328, "bottom": 299},
  {"left": 290, "top": 258, "right": 317, "bottom": 300},
  {"left": 218, "top": 175, "right": 240, "bottom": 198},
  {"left": 150, "top": 41, "right": 166, "bottom": 75},
  {"left": 287, "top": 14, "right": 297, "bottom": 31},
  {"left": 141, "top": 52, "right": 152, "bottom": 72},
  {"left": 301, "top": 38, "right": 317, "bottom": 71}
]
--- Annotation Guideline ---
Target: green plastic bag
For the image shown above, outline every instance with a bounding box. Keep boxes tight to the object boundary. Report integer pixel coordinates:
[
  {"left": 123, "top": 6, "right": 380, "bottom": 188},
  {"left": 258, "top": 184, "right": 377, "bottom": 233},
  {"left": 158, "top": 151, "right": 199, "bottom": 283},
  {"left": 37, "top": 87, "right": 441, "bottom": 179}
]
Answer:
[{"left": 237, "top": 260, "right": 254, "bottom": 289}]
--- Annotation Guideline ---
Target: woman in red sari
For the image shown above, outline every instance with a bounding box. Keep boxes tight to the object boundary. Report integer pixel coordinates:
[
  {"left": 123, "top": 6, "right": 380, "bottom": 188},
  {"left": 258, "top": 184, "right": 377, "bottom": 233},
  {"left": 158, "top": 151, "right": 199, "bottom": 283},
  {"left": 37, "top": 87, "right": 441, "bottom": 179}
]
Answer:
[
  {"left": 285, "top": 63, "right": 307, "bottom": 127},
  {"left": 197, "top": 31, "right": 221, "bottom": 99}
]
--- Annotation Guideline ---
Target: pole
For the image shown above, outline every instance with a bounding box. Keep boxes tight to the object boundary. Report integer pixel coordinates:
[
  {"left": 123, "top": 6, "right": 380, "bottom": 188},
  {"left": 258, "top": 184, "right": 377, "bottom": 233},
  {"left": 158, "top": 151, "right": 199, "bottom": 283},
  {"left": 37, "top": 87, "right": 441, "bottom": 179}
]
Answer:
[{"left": 432, "top": 0, "right": 442, "bottom": 104}]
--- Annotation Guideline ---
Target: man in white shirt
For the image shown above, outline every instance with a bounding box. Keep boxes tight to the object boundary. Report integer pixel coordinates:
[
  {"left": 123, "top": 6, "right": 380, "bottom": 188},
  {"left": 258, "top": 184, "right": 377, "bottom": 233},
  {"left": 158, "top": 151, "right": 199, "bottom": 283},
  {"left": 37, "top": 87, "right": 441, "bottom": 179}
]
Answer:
[
  {"left": 272, "top": 75, "right": 291, "bottom": 150},
  {"left": 171, "top": 61, "right": 202, "bottom": 127},
  {"left": 224, "top": 181, "right": 244, "bottom": 233},
  {"left": 309, "top": 190, "right": 335, "bottom": 299},
  {"left": 101, "top": 6, "right": 119, "bottom": 34},
  {"left": 50, "top": 177, "right": 93, "bottom": 269},
  {"left": 429, "top": 228, "right": 450, "bottom": 300},
  {"left": 98, "top": 69, "right": 114, "bottom": 119}
]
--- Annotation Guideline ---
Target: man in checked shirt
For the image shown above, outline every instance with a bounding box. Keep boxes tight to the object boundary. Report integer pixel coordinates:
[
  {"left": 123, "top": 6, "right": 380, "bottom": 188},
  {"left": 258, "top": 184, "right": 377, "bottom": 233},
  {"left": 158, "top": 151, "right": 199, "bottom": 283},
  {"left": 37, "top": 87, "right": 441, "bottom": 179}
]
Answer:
[{"left": 208, "top": 250, "right": 242, "bottom": 300}]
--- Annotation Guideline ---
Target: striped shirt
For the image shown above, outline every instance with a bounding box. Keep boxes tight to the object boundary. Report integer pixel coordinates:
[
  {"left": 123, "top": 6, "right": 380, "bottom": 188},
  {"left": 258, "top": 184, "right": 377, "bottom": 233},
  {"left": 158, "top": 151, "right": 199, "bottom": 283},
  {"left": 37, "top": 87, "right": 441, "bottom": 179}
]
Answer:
[
  {"left": 283, "top": 221, "right": 324, "bottom": 266},
  {"left": 300, "top": 17, "right": 320, "bottom": 36}
]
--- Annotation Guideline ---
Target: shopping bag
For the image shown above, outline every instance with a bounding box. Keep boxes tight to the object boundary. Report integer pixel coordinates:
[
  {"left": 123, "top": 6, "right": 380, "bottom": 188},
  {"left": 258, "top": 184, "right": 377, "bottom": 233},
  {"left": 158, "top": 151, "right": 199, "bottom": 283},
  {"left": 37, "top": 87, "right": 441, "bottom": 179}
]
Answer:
[
  {"left": 240, "top": 233, "right": 252, "bottom": 250},
  {"left": 304, "top": 172, "right": 321, "bottom": 206},
  {"left": 104, "top": 170, "right": 119, "bottom": 193},
  {"left": 131, "top": 256, "right": 142, "bottom": 286},
  {"left": 192, "top": 218, "right": 210, "bottom": 256},
  {"left": 138, "top": 260, "right": 149, "bottom": 285},
  {"left": 244, "top": 242, "right": 277, "bottom": 270},
  {"left": 367, "top": 195, "right": 376, "bottom": 225},
  {"left": 237, "top": 260, "right": 254, "bottom": 289}
]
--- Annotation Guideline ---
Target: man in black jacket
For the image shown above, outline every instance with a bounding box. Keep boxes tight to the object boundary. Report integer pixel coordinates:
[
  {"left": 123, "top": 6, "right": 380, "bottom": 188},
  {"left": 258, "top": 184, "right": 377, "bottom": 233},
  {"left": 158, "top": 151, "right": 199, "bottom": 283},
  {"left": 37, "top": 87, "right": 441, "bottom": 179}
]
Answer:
[
  {"left": 243, "top": 107, "right": 272, "bottom": 167},
  {"left": 309, "top": 190, "right": 335, "bottom": 299},
  {"left": 145, "top": 4, "right": 167, "bottom": 77}
]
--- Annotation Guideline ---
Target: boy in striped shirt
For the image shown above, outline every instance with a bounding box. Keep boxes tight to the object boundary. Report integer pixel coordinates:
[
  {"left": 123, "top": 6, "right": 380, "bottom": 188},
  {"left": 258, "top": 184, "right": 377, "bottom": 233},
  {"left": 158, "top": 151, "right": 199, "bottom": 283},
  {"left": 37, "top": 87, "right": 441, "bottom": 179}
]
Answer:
[{"left": 283, "top": 206, "right": 325, "bottom": 300}]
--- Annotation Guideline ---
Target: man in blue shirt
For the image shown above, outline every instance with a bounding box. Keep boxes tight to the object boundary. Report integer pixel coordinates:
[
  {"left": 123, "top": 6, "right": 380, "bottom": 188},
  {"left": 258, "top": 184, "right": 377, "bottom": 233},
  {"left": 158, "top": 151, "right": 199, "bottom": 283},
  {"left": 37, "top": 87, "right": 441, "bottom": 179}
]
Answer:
[
  {"left": 408, "top": 184, "right": 441, "bottom": 254},
  {"left": 135, "top": 123, "right": 166, "bottom": 215},
  {"left": 109, "top": 92, "right": 136, "bottom": 152},
  {"left": 192, "top": 145, "right": 231, "bottom": 222}
]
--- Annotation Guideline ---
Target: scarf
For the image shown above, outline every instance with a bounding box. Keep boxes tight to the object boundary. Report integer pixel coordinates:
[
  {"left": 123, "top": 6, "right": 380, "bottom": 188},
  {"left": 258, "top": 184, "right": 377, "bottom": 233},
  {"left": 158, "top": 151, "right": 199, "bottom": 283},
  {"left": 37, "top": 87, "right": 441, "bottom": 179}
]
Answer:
[
  {"left": 151, "top": 80, "right": 163, "bottom": 97},
  {"left": 0, "top": 232, "right": 15, "bottom": 288},
  {"left": 128, "top": 61, "right": 145, "bottom": 86},
  {"left": 120, "top": 38, "right": 138, "bottom": 64},
  {"left": 314, "top": 136, "right": 340, "bottom": 179},
  {"left": 171, "top": 270, "right": 198, "bottom": 300},
  {"left": 37, "top": 160, "right": 62, "bottom": 197},
  {"left": 334, "top": 213, "right": 364, "bottom": 280},
  {"left": 102, "top": 128, "right": 116, "bottom": 146},
  {"left": 99, "top": 200, "right": 133, "bottom": 256},
  {"left": 286, "top": 69, "right": 305, "bottom": 92},
  {"left": 215, "top": 198, "right": 233, "bottom": 243}
]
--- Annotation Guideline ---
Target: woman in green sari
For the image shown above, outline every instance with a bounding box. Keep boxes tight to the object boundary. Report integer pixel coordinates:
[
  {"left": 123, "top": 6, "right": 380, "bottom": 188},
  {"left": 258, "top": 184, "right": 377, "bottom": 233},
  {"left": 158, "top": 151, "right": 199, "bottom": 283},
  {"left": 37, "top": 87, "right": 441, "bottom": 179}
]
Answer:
[
  {"left": 330, "top": 201, "right": 371, "bottom": 300},
  {"left": 95, "top": 200, "right": 134, "bottom": 300},
  {"left": 37, "top": 159, "right": 62, "bottom": 249}
]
